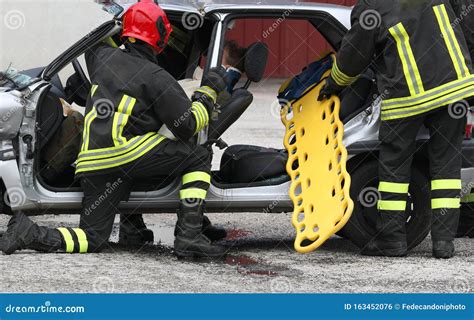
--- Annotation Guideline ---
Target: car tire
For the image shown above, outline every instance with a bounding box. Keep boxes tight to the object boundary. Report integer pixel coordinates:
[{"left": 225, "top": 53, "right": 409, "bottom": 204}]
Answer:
[{"left": 341, "top": 160, "right": 431, "bottom": 250}]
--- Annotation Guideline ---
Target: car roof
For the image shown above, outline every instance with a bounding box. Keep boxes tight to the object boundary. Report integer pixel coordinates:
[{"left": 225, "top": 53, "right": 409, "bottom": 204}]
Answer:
[{"left": 119, "top": 0, "right": 352, "bottom": 29}]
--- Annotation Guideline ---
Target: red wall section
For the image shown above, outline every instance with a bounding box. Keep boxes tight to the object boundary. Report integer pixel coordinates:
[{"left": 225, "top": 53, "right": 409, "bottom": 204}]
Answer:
[{"left": 226, "top": 0, "right": 356, "bottom": 78}]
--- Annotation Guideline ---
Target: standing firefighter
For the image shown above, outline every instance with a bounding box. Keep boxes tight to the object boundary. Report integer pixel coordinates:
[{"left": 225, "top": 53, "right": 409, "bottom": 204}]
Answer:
[
  {"left": 319, "top": 0, "right": 474, "bottom": 258},
  {"left": 0, "top": 0, "right": 227, "bottom": 258},
  {"left": 451, "top": 0, "right": 474, "bottom": 238}
]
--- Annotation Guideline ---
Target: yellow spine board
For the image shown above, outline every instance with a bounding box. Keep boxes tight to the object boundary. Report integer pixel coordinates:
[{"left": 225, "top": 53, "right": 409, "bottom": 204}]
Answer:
[{"left": 281, "top": 78, "right": 354, "bottom": 253}]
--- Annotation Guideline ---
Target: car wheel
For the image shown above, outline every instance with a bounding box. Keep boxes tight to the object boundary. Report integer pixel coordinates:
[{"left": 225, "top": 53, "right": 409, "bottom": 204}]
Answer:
[{"left": 341, "top": 160, "right": 431, "bottom": 250}]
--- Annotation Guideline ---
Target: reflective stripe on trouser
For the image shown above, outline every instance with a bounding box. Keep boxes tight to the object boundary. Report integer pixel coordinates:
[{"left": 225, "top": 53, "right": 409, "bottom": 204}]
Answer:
[
  {"left": 431, "top": 179, "right": 462, "bottom": 241},
  {"left": 77, "top": 140, "right": 212, "bottom": 252},
  {"left": 376, "top": 181, "right": 409, "bottom": 242},
  {"left": 57, "top": 227, "right": 89, "bottom": 253},
  {"left": 378, "top": 107, "right": 465, "bottom": 242},
  {"left": 179, "top": 171, "right": 211, "bottom": 205}
]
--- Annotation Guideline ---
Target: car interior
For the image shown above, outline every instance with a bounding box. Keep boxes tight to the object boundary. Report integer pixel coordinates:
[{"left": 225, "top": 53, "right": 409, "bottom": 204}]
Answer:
[{"left": 30, "top": 13, "right": 377, "bottom": 193}]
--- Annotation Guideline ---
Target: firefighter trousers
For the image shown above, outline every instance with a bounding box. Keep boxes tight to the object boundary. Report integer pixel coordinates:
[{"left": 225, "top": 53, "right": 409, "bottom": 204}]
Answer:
[
  {"left": 377, "top": 106, "right": 466, "bottom": 242},
  {"left": 57, "top": 139, "right": 212, "bottom": 253}
]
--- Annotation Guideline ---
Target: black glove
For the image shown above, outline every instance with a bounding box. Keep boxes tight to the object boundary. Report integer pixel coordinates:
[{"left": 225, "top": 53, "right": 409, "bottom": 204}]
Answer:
[
  {"left": 318, "top": 76, "right": 345, "bottom": 101},
  {"left": 192, "top": 90, "right": 222, "bottom": 122},
  {"left": 202, "top": 66, "right": 227, "bottom": 94}
]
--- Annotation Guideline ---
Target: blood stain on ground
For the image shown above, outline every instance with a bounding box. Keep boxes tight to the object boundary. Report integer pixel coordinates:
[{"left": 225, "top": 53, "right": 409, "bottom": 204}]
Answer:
[{"left": 225, "top": 229, "right": 252, "bottom": 240}]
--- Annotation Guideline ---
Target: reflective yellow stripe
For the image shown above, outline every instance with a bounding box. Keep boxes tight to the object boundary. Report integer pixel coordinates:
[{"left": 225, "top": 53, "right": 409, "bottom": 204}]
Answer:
[
  {"left": 195, "top": 86, "right": 217, "bottom": 103},
  {"left": 104, "top": 36, "right": 118, "bottom": 48},
  {"left": 57, "top": 228, "right": 74, "bottom": 253},
  {"left": 377, "top": 200, "right": 407, "bottom": 211},
  {"left": 83, "top": 85, "right": 99, "bottom": 152},
  {"left": 75, "top": 134, "right": 166, "bottom": 173},
  {"left": 81, "top": 108, "right": 98, "bottom": 151},
  {"left": 192, "top": 110, "right": 202, "bottom": 133},
  {"left": 461, "top": 193, "right": 474, "bottom": 203},
  {"left": 389, "top": 23, "right": 424, "bottom": 96},
  {"left": 91, "top": 84, "right": 99, "bottom": 97},
  {"left": 382, "top": 75, "right": 473, "bottom": 110},
  {"left": 182, "top": 171, "right": 211, "bottom": 185},
  {"left": 78, "top": 133, "right": 154, "bottom": 161},
  {"left": 432, "top": 198, "right": 460, "bottom": 209},
  {"left": 192, "top": 102, "right": 209, "bottom": 133},
  {"left": 378, "top": 181, "right": 409, "bottom": 194},
  {"left": 331, "top": 62, "right": 358, "bottom": 86},
  {"left": 73, "top": 228, "right": 88, "bottom": 253},
  {"left": 381, "top": 83, "right": 474, "bottom": 120},
  {"left": 179, "top": 188, "right": 207, "bottom": 200},
  {"left": 434, "top": 4, "right": 470, "bottom": 79},
  {"left": 112, "top": 95, "right": 136, "bottom": 146},
  {"left": 431, "top": 179, "right": 462, "bottom": 190}
]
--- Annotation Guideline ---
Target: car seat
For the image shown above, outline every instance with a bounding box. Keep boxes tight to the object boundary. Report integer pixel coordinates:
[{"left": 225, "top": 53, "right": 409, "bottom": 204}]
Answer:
[
  {"left": 219, "top": 145, "right": 288, "bottom": 184},
  {"left": 208, "top": 41, "right": 268, "bottom": 141}
]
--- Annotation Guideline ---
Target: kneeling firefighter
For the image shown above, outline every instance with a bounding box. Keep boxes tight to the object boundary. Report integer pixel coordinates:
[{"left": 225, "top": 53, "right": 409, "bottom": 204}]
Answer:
[
  {"left": 0, "top": 0, "right": 228, "bottom": 258},
  {"left": 319, "top": 0, "right": 474, "bottom": 258}
]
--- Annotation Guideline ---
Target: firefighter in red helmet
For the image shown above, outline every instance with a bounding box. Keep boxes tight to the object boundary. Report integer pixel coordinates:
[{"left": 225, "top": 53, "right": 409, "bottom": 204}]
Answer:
[{"left": 1, "top": 0, "right": 228, "bottom": 258}]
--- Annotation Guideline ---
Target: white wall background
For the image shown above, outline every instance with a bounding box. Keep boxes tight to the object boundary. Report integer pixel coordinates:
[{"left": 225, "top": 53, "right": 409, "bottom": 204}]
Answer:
[{"left": 0, "top": 0, "right": 110, "bottom": 71}]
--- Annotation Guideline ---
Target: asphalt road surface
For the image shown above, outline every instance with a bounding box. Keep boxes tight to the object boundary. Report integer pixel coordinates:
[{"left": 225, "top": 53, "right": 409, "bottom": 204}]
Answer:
[{"left": 1, "top": 81, "right": 473, "bottom": 293}]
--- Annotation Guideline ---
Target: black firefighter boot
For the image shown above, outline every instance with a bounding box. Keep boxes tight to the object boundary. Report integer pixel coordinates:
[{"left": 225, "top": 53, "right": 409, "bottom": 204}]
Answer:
[
  {"left": 0, "top": 212, "right": 63, "bottom": 255},
  {"left": 119, "top": 214, "right": 154, "bottom": 246},
  {"left": 174, "top": 203, "right": 225, "bottom": 258},
  {"left": 432, "top": 208, "right": 460, "bottom": 259},
  {"left": 173, "top": 205, "right": 227, "bottom": 242},
  {"left": 361, "top": 212, "right": 408, "bottom": 257}
]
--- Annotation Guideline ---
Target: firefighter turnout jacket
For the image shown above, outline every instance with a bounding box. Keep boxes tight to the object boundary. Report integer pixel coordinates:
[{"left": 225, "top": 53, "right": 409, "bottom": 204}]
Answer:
[
  {"left": 75, "top": 42, "right": 215, "bottom": 175},
  {"left": 332, "top": 0, "right": 474, "bottom": 121},
  {"left": 450, "top": 0, "right": 473, "bottom": 57}
]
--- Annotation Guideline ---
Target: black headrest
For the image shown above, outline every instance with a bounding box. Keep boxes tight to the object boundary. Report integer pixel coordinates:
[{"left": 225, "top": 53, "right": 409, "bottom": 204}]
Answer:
[{"left": 245, "top": 42, "right": 268, "bottom": 83}]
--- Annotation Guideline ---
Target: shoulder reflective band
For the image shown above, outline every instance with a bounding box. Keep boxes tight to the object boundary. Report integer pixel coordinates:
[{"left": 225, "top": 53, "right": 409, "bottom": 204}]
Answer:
[
  {"left": 379, "top": 181, "right": 409, "bottom": 194},
  {"left": 182, "top": 171, "right": 211, "bottom": 185},
  {"left": 431, "top": 179, "right": 462, "bottom": 190},
  {"left": 73, "top": 228, "right": 88, "bottom": 253},
  {"left": 389, "top": 23, "right": 425, "bottom": 96},
  {"left": 104, "top": 37, "right": 119, "bottom": 48},
  {"left": 57, "top": 228, "right": 74, "bottom": 253},
  {"left": 191, "top": 102, "right": 209, "bottom": 134},
  {"left": 331, "top": 62, "right": 358, "bottom": 87},
  {"left": 432, "top": 198, "right": 461, "bottom": 209},
  {"left": 195, "top": 86, "right": 217, "bottom": 104},
  {"left": 91, "top": 84, "right": 99, "bottom": 97},
  {"left": 461, "top": 193, "right": 474, "bottom": 203},
  {"left": 179, "top": 188, "right": 207, "bottom": 200},
  {"left": 112, "top": 95, "right": 137, "bottom": 146},
  {"left": 433, "top": 4, "right": 470, "bottom": 79},
  {"left": 82, "top": 85, "right": 100, "bottom": 152},
  {"left": 377, "top": 200, "right": 407, "bottom": 211},
  {"left": 81, "top": 108, "right": 98, "bottom": 152}
]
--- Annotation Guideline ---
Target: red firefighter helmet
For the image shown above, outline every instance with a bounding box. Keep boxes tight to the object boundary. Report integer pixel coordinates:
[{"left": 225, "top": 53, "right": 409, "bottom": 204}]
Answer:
[{"left": 122, "top": 0, "right": 172, "bottom": 53}]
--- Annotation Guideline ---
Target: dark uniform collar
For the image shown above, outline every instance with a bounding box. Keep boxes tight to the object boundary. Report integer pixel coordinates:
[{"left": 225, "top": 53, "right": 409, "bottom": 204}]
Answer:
[{"left": 125, "top": 42, "right": 159, "bottom": 65}]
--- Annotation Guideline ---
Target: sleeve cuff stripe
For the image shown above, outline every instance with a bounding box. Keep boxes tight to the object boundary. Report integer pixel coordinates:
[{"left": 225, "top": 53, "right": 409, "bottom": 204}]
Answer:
[
  {"left": 196, "top": 86, "right": 217, "bottom": 103},
  {"left": 192, "top": 110, "right": 203, "bottom": 132},
  {"left": 193, "top": 102, "right": 209, "bottom": 126},
  {"left": 331, "top": 63, "right": 358, "bottom": 86}
]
